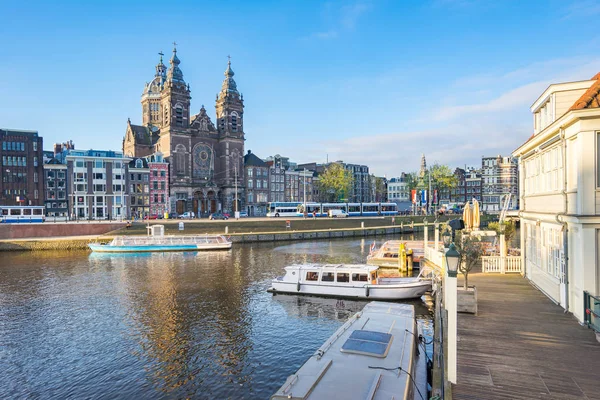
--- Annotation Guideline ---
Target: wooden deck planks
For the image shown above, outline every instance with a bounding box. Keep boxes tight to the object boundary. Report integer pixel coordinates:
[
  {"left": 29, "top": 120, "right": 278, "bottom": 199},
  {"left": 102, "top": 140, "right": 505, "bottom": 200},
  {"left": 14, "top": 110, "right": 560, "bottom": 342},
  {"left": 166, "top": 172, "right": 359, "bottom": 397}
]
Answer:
[{"left": 453, "top": 272, "right": 600, "bottom": 399}]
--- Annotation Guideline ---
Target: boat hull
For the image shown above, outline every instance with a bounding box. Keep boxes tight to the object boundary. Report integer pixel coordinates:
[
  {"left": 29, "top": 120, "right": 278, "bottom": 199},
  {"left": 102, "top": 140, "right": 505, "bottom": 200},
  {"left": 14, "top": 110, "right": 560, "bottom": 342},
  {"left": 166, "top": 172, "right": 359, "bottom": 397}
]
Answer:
[
  {"left": 268, "top": 280, "right": 431, "bottom": 300},
  {"left": 88, "top": 243, "right": 232, "bottom": 253}
]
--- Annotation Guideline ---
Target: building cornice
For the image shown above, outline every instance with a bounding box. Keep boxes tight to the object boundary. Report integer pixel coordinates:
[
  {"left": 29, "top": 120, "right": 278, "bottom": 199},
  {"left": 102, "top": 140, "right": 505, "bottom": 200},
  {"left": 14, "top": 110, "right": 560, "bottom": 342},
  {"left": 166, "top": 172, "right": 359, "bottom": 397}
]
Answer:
[{"left": 513, "top": 108, "right": 600, "bottom": 157}]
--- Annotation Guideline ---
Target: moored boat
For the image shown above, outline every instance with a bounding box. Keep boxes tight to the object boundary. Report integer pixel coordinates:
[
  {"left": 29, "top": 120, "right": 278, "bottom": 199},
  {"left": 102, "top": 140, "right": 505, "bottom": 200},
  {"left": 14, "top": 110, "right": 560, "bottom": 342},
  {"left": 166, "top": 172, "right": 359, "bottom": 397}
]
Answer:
[
  {"left": 267, "top": 264, "right": 431, "bottom": 300},
  {"left": 367, "top": 240, "right": 441, "bottom": 269},
  {"left": 271, "top": 301, "right": 423, "bottom": 400},
  {"left": 88, "top": 225, "right": 232, "bottom": 253}
]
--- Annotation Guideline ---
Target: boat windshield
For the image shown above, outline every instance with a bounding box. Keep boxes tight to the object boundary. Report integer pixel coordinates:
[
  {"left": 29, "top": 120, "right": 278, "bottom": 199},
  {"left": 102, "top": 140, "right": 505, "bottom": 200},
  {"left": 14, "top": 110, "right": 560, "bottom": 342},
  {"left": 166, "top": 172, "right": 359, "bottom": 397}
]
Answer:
[{"left": 110, "top": 235, "right": 229, "bottom": 246}]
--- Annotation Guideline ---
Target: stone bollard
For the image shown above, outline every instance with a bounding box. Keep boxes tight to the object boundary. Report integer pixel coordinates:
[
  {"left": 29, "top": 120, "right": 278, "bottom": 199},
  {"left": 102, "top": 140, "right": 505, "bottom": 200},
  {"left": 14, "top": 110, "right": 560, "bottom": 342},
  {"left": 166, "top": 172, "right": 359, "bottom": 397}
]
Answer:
[
  {"left": 361, "top": 221, "right": 364, "bottom": 229},
  {"left": 225, "top": 226, "right": 229, "bottom": 234}
]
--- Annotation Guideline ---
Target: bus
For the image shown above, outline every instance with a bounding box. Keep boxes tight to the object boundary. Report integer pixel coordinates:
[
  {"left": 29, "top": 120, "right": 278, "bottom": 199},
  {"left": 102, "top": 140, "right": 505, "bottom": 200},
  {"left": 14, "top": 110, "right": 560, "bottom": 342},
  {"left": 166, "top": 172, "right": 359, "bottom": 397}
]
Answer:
[
  {"left": 0, "top": 206, "right": 46, "bottom": 223},
  {"left": 266, "top": 202, "right": 302, "bottom": 217}
]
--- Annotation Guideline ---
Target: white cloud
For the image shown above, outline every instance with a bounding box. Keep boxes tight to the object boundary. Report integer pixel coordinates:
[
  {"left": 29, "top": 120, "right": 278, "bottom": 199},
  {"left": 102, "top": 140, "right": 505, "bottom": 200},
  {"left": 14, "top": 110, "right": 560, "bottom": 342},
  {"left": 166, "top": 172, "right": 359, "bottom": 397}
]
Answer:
[{"left": 304, "top": 1, "right": 371, "bottom": 40}]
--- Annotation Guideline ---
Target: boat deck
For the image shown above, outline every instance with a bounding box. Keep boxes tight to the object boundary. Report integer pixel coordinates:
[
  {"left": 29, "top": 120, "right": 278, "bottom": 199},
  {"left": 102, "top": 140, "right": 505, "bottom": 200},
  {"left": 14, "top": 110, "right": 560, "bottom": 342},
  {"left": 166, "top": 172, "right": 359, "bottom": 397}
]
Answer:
[{"left": 454, "top": 272, "right": 600, "bottom": 399}]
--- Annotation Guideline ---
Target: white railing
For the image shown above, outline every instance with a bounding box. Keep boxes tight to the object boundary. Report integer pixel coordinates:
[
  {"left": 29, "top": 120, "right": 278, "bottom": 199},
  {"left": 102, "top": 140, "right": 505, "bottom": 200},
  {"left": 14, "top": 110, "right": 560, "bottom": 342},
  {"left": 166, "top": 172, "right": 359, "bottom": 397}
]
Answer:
[
  {"left": 481, "top": 256, "right": 522, "bottom": 274},
  {"left": 424, "top": 245, "right": 445, "bottom": 270}
]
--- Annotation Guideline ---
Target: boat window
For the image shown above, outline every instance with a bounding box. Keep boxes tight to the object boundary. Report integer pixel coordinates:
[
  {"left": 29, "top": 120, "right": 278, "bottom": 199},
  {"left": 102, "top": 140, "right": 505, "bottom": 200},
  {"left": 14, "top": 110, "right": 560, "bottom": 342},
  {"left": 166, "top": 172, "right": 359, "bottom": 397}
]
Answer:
[
  {"left": 306, "top": 272, "right": 319, "bottom": 281},
  {"left": 352, "top": 273, "right": 368, "bottom": 282},
  {"left": 321, "top": 272, "right": 335, "bottom": 282},
  {"left": 336, "top": 273, "right": 349, "bottom": 283},
  {"left": 340, "top": 330, "right": 393, "bottom": 358}
]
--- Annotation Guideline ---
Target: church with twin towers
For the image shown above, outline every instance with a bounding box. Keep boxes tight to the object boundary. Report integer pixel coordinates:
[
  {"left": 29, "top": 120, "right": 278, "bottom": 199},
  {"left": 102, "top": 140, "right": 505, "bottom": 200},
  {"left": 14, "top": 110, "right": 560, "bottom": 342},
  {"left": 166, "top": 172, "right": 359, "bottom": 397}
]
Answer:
[{"left": 123, "top": 44, "right": 245, "bottom": 216}]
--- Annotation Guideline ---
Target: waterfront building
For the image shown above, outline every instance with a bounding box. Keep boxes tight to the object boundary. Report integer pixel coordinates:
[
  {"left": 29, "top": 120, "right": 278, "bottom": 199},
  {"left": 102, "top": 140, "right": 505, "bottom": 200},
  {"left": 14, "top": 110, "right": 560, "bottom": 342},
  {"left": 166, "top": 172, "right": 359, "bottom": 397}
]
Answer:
[
  {"left": 481, "top": 155, "right": 518, "bottom": 213},
  {"left": 146, "top": 152, "right": 169, "bottom": 217},
  {"left": 244, "top": 150, "right": 269, "bottom": 216},
  {"left": 43, "top": 157, "right": 68, "bottom": 218},
  {"left": 345, "top": 163, "right": 371, "bottom": 202},
  {"left": 0, "top": 129, "right": 44, "bottom": 206},
  {"left": 128, "top": 158, "right": 150, "bottom": 218},
  {"left": 465, "top": 168, "right": 482, "bottom": 203},
  {"left": 387, "top": 175, "right": 411, "bottom": 210},
  {"left": 513, "top": 72, "right": 600, "bottom": 322},
  {"left": 66, "top": 149, "right": 130, "bottom": 220},
  {"left": 123, "top": 47, "right": 244, "bottom": 216},
  {"left": 266, "top": 156, "right": 286, "bottom": 202}
]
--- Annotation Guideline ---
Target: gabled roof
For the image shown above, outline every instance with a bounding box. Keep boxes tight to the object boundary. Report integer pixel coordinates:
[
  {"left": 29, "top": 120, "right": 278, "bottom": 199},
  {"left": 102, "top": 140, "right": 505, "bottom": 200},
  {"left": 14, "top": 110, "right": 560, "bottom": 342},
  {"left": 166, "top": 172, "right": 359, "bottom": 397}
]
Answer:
[
  {"left": 244, "top": 150, "right": 267, "bottom": 167},
  {"left": 569, "top": 72, "right": 600, "bottom": 111}
]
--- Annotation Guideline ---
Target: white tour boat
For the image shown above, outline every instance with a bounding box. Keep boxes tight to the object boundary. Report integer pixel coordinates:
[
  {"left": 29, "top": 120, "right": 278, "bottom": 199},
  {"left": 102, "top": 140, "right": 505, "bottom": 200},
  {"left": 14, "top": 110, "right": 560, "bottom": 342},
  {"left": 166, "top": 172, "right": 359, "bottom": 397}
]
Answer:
[
  {"left": 271, "top": 302, "right": 424, "bottom": 400},
  {"left": 88, "top": 225, "right": 232, "bottom": 253},
  {"left": 267, "top": 264, "right": 431, "bottom": 300}
]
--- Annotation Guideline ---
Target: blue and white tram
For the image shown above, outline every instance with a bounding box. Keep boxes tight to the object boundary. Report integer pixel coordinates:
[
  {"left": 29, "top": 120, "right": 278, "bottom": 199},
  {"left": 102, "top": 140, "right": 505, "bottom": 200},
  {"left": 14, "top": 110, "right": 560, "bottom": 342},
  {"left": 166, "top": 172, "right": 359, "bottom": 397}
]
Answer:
[
  {"left": 380, "top": 202, "right": 398, "bottom": 216},
  {"left": 347, "top": 203, "right": 361, "bottom": 217},
  {"left": 296, "top": 202, "right": 323, "bottom": 217},
  {"left": 361, "top": 203, "right": 380, "bottom": 216},
  {"left": 0, "top": 206, "right": 46, "bottom": 223}
]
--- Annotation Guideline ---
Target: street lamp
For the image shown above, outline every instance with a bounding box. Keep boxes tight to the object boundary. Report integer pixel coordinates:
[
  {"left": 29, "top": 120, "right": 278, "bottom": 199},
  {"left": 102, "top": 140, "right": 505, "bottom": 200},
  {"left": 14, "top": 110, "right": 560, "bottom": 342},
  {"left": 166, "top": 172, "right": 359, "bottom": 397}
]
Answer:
[
  {"left": 445, "top": 243, "right": 460, "bottom": 277},
  {"left": 442, "top": 229, "right": 452, "bottom": 248}
]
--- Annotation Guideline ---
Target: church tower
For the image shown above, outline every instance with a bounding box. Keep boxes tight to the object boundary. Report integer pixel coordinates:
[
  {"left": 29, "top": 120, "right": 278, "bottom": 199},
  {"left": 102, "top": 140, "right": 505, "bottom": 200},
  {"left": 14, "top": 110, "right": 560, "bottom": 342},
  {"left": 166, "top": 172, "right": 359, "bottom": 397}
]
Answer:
[
  {"left": 141, "top": 53, "right": 166, "bottom": 127},
  {"left": 161, "top": 45, "right": 192, "bottom": 133},
  {"left": 214, "top": 58, "right": 245, "bottom": 211}
]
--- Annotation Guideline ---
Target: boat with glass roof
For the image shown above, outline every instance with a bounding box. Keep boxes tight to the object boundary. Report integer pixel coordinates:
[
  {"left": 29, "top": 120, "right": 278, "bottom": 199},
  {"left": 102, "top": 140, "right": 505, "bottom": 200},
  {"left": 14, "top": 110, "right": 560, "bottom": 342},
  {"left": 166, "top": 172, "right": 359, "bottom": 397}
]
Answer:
[
  {"left": 88, "top": 225, "right": 232, "bottom": 253},
  {"left": 271, "top": 302, "right": 424, "bottom": 400}
]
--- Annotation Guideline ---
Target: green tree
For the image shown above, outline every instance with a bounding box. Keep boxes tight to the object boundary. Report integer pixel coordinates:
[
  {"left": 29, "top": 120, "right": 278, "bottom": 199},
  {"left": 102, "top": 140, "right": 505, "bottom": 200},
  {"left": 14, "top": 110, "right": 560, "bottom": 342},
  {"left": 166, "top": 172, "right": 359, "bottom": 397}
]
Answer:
[
  {"left": 455, "top": 231, "right": 484, "bottom": 289},
  {"left": 404, "top": 172, "right": 419, "bottom": 190},
  {"left": 373, "top": 176, "right": 387, "bottom": 202},
  {"left": 316, "top": 163, "right": 354, "bottom": 202},
  {"left": 487, "top": 220, "right": 517, "bottom": 251},
  {"left": 428, "top": 163, "right": 458, "bottom": 193}
]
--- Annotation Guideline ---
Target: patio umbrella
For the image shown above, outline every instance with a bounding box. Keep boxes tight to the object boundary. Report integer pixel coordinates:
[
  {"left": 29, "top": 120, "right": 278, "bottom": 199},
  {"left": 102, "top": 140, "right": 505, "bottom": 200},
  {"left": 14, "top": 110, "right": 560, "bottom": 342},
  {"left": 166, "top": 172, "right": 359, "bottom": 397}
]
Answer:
[
  {"left": 462, "top": 202, "right": 472, "bottom": 231},
  {"left": 472, "top": 199, "right": 480, "bottom": 230}
]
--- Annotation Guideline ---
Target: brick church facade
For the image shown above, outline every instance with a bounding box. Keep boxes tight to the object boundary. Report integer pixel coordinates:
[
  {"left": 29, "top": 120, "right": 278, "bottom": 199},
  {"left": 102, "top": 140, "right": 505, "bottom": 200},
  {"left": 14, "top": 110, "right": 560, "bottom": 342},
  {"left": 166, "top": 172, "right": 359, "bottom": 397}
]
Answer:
[{"left": 123, "top": 46, "right": 245, "bottom": 216}]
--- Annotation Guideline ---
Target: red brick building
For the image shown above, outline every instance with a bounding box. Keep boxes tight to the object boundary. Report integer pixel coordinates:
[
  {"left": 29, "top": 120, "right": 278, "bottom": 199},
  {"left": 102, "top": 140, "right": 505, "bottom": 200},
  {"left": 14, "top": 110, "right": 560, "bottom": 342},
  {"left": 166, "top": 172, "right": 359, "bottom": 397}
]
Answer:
[{"left": 147, "top": 152, "right": 169, "bottom": 216}]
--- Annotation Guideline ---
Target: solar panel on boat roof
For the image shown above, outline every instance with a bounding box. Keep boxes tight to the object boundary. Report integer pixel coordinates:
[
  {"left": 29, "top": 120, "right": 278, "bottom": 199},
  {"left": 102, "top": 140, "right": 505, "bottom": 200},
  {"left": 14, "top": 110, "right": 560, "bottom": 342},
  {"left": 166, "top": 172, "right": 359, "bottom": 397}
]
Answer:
[{"left": 340, "top": 330, "right": 393, "bottom": 358}]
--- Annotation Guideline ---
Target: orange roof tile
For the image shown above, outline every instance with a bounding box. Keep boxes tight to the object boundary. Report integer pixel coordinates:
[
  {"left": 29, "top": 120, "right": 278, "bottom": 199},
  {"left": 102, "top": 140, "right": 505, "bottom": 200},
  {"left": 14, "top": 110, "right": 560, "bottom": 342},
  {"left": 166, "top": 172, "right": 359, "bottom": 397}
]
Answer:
[{"left": 569, "top": 72, "right": 600, "bottom": 110}]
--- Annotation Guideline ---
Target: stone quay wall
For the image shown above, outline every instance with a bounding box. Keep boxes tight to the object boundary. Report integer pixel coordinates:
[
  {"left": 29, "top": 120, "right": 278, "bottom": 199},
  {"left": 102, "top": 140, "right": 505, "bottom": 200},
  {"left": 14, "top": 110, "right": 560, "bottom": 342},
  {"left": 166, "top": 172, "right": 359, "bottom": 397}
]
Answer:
[
  {"left": 0, "top": 225, "right": 425, "bottom": 252},
  {"left": 0, "top": 222, "right": 125, "bottom": 240}
]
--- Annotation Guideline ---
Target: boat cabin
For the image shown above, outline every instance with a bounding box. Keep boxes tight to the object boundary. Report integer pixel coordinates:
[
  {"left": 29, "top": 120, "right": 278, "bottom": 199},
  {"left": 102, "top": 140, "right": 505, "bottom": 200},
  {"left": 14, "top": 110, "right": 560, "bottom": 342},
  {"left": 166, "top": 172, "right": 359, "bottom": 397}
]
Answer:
[{"left": 283, "top": 264, "right": 380, "bottom": 285}]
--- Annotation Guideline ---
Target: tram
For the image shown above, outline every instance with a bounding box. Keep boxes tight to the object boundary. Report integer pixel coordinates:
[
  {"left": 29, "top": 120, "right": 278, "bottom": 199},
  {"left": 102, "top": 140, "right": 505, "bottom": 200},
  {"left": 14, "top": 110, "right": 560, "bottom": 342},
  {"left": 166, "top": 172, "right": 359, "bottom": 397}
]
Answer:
[{"left": 0, "top": 206, "right": 46, "bottom": 223}]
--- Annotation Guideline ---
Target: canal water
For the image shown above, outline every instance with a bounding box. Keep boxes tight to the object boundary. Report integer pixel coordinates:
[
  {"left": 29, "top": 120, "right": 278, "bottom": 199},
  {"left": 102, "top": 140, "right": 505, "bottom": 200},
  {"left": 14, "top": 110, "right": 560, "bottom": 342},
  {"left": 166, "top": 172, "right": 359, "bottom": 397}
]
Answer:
[{"left": 0, "top": 236, "right": 432, "bottom": 399}]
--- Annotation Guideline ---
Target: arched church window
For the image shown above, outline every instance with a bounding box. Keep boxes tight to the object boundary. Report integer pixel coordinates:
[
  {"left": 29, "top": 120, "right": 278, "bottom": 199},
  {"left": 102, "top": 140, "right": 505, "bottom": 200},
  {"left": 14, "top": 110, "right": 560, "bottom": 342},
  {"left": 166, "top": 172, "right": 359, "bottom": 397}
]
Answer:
[
  {"left": 231, "top": 115, "right": 237, "bottom": 132},
  {"left": 175, "top": 144, "right": 186, "bottom": 175},
  {"left": 176, "top": 106, "right": 183, "bottom": 127}
]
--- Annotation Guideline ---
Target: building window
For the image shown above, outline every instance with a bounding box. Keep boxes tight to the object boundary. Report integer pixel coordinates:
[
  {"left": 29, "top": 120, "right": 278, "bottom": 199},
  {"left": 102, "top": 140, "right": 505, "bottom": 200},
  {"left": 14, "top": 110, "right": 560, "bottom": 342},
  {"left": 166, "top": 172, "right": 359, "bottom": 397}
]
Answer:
[
  {"left": 176, "top": 106, "right": 183, "bottom": 127},
  {"left": 248, "top": 179, "right": 253, "bottom": 188},
  {"left": 33, "top": 141, "right": 37, "bottom": 151},
  {"left": 34, "top": 172, "right": 38, "bottom": 183},
  {"left": 232, "top": 115, "right": 237, "bottom": 132},
  {"left": 136, "top": 159, "right": 143, "bottom": 168},
  {"left": 248, "top": 168, "right": 253, "bottom": 177}
]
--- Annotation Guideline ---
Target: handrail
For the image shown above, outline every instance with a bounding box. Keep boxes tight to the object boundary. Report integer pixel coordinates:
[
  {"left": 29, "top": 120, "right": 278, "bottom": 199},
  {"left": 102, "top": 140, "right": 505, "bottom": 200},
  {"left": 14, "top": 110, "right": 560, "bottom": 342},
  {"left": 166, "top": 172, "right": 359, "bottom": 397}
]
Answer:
[{"left": 584, "top": 291, "right": 600, "bottom": 332}]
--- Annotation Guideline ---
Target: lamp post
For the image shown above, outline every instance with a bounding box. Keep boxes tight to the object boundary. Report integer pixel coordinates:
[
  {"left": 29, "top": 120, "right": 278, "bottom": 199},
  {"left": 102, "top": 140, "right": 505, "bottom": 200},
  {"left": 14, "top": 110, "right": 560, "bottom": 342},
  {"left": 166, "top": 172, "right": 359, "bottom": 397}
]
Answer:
[
  {"left": 442, "top": 229, "right": 452, "bottom": 248},
  {"left": 444, "top": 242, "right": 460, "bottom": 384}
]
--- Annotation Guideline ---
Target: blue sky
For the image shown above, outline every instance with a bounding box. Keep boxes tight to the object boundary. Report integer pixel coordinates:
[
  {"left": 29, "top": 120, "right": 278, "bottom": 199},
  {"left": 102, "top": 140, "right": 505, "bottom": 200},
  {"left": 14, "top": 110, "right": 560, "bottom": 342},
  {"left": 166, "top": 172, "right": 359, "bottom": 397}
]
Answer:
[{"left": 1, "top": 0, "right": 600, "bottom": 177}]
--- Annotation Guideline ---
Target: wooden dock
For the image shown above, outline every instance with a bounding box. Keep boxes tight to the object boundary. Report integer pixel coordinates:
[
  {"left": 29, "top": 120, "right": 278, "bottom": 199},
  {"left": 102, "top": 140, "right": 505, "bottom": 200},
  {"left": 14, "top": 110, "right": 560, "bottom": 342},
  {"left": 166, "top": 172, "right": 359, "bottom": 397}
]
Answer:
[{"left": 453, "top": 273, "right": 600, "bottom": 400}]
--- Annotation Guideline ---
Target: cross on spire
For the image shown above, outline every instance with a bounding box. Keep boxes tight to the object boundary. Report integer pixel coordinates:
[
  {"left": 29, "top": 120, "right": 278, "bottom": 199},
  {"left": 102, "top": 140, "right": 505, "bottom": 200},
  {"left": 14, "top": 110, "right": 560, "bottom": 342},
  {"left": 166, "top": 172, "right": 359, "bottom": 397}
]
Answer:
[
  {"left": 158, "top": 51, "right": 164, "bottom": 62},
  {"left": 173, "top": 42, "right": 177, "bottom": 52},
  {"left": 227, "top": 54, "right": 231, "bottom": 64}
]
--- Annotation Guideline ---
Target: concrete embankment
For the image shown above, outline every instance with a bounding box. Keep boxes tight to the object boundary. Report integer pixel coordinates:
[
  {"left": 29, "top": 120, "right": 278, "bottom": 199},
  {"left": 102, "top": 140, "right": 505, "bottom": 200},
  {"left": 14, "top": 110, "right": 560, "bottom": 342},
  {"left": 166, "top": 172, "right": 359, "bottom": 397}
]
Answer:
[{"left": 0, "top": 225, "right": 421, "bottom": 252}]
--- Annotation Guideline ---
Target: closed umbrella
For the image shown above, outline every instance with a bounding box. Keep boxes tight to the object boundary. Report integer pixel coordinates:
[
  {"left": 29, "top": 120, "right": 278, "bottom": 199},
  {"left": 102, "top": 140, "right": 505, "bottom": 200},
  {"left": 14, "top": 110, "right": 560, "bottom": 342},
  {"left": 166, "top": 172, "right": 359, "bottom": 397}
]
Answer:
[
  {"left": 472, "top": 199, "right": 480, "bottom": 230},
  {"left": 462, "top": 202, "right": 472, "bottom": 231}
]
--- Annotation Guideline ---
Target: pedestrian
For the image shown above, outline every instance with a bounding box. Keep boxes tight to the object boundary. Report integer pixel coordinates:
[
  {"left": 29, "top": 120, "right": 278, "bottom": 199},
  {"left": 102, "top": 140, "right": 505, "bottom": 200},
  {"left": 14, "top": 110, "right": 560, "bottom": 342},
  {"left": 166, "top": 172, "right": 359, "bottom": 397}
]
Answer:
[{"left": 312, "top": 210, "right": 316, "bottom": 219}]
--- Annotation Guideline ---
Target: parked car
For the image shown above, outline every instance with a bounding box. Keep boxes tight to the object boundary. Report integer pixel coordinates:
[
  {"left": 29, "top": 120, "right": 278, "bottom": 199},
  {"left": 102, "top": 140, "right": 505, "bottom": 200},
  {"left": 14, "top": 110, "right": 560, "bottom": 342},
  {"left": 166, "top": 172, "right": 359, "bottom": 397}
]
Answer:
[
  {"left": 148, "top": 213, "right": 163, "bottom": 220},
  {"left": 238, "top": 211, "right": 248, "bottom": 218},
  {"left": 179, "top": 212, "right": 195, "bottom": 219},
  {"left": 168, "top": 212, "right": 178, "bottom": 219},
  {"left": 209, "top": 212, "right": 229, "bottom": 220}
]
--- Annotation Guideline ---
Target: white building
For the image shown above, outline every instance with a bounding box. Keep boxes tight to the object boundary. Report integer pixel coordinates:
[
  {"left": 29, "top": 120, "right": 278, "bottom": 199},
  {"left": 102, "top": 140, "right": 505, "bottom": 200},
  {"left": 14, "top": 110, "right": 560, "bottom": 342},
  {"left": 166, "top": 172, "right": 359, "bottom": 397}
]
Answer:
[
  {"left": 387, "top": 175, "right": 410, "bottom": 211},
  {"left": 513, "top": 72, "right": 600, "bottom": 322},
  {"left": 66, "top": 149, "right": 131, "bottom": 220}
]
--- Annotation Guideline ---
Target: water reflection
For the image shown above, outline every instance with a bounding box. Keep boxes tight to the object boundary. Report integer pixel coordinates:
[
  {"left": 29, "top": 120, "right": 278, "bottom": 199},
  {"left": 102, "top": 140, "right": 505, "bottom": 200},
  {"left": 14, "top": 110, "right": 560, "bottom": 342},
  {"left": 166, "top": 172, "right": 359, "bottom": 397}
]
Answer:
[{"left": 0, "top": 235, "right": 430, "bottom": 399}]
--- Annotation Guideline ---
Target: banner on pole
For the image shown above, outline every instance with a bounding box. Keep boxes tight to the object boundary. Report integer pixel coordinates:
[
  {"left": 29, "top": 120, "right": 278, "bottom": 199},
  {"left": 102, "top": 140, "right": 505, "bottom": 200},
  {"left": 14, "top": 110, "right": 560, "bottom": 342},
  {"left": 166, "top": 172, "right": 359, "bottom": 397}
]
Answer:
[
  {"left": 420, "top": 190, "right": 427, "bottom": 204},
  {"left": 411, "top": 190, "right": 417, "bottom": 204}
]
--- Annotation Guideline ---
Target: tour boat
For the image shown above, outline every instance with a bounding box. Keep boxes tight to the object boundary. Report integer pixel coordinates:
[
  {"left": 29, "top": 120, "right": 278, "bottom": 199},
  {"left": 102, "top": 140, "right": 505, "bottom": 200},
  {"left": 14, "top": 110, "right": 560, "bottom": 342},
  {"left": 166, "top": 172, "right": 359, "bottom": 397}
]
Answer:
[
  {"left": 88, "top": 225, "right": 232, "bottom": 253},
  {"left": 267, "top": 264, "right": 431, "bottom": 300},
  {"left": 271, "top": 302, "right": 423, "bottom": 400}
]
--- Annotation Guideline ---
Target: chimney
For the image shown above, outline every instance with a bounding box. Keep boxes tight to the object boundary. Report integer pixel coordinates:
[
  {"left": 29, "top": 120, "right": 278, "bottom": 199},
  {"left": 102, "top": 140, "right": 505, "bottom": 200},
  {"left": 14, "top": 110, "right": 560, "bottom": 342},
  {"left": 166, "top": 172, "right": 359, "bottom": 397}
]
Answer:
[{"left": 53, "top": 143, "right": 62, "bottom": 156}]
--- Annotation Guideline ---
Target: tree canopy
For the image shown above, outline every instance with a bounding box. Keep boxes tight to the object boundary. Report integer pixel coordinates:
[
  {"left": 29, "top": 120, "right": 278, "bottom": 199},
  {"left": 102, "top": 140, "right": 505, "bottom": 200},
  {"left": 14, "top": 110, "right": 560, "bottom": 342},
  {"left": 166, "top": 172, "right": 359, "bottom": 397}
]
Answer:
[
  {"left": 316, "top": 163, "right": 354, "bottom": 202},
  {"left": 428, "top": 163, "right": 458, "bottom": 192}
]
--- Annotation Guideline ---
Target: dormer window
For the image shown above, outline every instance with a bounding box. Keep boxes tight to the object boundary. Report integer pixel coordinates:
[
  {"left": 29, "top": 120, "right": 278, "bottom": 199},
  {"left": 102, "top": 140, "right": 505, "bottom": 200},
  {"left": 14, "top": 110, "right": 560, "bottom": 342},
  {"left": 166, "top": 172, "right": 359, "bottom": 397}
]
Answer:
[{"left": 136, "top": 159, "right": 143, "bottom": 168}]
